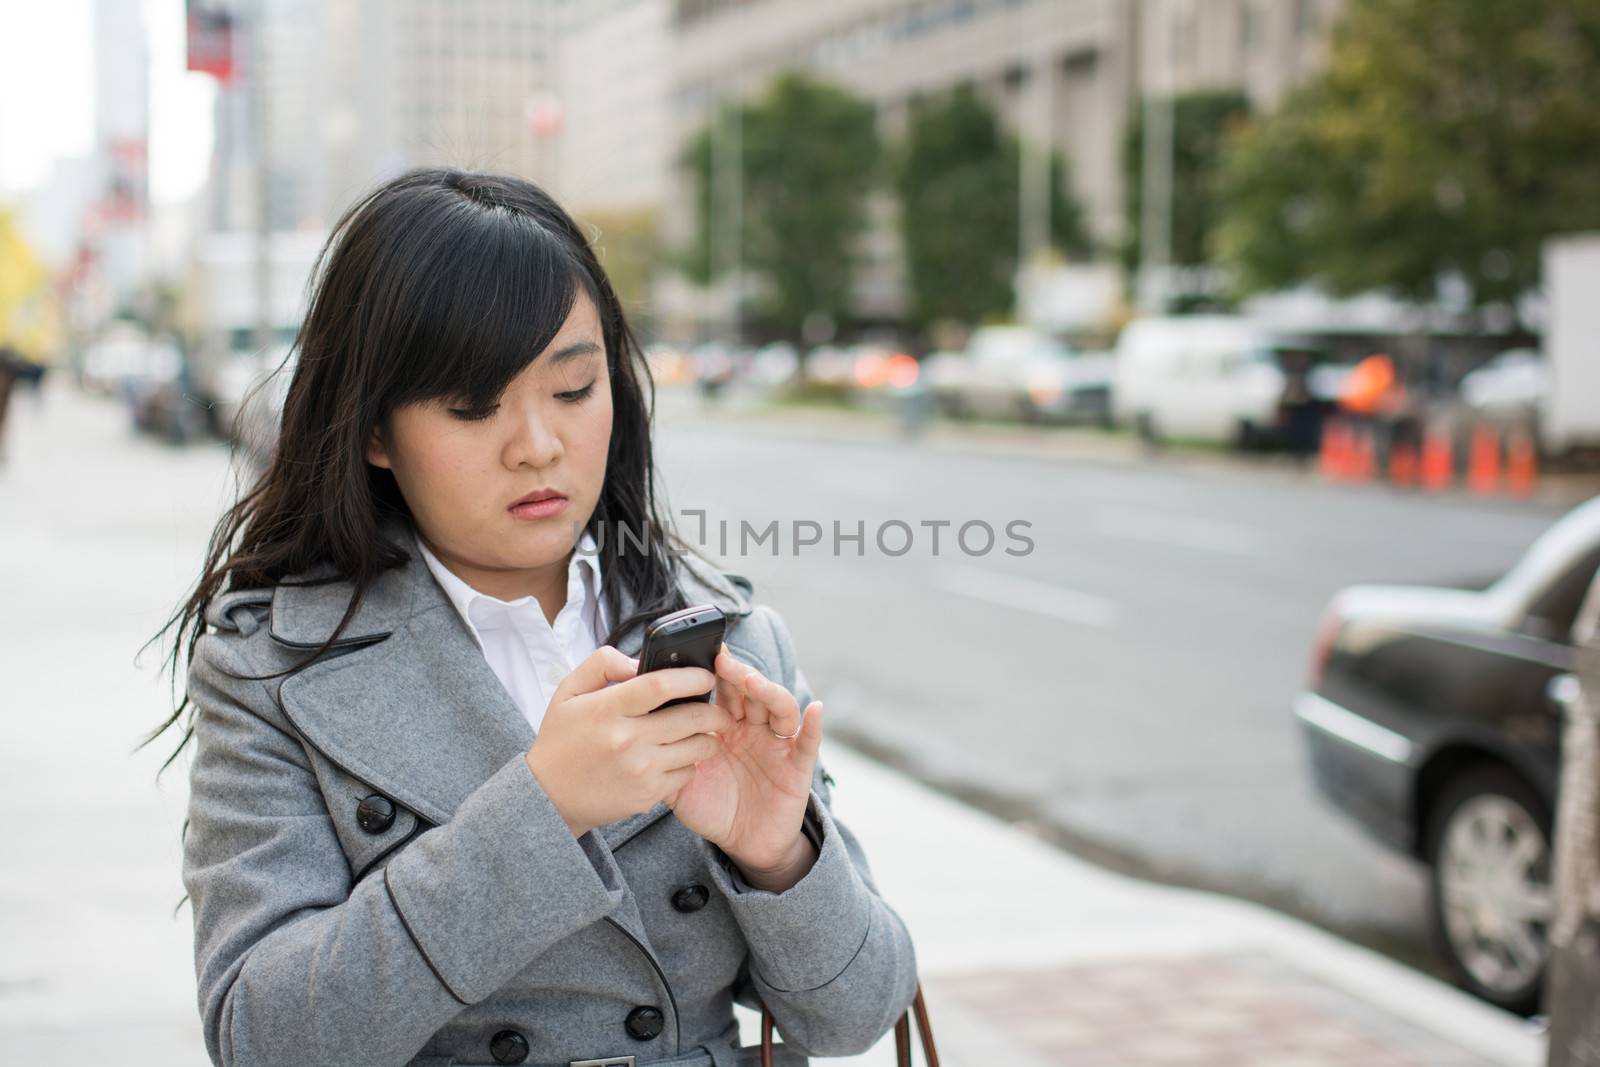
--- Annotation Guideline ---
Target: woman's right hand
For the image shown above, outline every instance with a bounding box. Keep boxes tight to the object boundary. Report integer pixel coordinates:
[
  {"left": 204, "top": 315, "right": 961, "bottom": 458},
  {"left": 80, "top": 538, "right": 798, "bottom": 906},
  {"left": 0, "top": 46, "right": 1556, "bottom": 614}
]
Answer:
[{"left": 524, "top": 646, "right": 736, "bottom": 838}]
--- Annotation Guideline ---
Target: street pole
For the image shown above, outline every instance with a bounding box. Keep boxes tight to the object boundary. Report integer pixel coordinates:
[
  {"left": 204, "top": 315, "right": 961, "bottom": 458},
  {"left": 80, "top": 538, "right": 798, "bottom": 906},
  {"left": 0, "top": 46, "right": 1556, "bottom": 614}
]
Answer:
[
  {"left": 1547, "top": 577, "right": 1600, "bottom": 1065},
  {"left": 249, "top": 0, "right": 272, "bottom": 359},
  {"left": 1138, "top": 0, "right": 1174, "bottom": 313},
  {"left": 711, "top": 77, "right": 742, "bottom": 347},
  {"left": 1016, "top": 13, "right": 1052, "bottom": 275}
]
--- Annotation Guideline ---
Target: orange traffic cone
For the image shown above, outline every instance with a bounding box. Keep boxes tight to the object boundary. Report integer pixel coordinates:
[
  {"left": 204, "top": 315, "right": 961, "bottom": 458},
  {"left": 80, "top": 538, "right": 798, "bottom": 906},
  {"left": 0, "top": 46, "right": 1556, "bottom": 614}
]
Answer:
[
  {"left": 1506, "top": 429, "right": 1538, "bottom": 498},
  {"left": 1389, "top": 441, "right": 1419, "bottom": 488},
  {"left": 1467, "top": 426, "right": 1502, "bottom": 495},
  {"left": 1350, "top": 426, "right": 1377, "bottom": 482},
  {"left": 1421, "top": 426, "right": 1454, "bottom": 492},
  {"left": 1319, "top": 419, "right": 1347, "bottom": 481}
]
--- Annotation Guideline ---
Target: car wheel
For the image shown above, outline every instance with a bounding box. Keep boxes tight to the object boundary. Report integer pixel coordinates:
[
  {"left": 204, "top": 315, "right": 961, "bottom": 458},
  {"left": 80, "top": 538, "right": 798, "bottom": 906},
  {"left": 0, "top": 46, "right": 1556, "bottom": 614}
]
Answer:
[{"left": 1423, "top": 763, "right": 1553, "bottom": 1015}]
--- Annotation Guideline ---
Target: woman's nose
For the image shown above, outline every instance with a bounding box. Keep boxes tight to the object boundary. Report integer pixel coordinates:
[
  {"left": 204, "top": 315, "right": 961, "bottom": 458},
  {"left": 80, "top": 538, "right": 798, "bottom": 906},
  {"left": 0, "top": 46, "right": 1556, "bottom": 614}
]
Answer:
[{"left": 502, "top": 407, "right": 563, "bottom": 469}]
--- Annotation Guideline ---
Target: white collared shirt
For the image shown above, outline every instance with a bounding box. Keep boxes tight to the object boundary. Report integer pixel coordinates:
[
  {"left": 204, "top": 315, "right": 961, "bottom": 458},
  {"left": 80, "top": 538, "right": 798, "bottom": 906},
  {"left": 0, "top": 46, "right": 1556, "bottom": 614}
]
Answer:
[{"left": 414, "top": 529, "right": 607, "bottom": 735}]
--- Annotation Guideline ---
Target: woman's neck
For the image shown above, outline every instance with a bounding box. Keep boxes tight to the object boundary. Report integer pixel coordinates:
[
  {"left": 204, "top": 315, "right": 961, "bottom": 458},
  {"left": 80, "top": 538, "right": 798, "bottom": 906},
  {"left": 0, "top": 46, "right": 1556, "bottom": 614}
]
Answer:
[{"left": 421, "top": 534, "right": 571, "bottom": 626}]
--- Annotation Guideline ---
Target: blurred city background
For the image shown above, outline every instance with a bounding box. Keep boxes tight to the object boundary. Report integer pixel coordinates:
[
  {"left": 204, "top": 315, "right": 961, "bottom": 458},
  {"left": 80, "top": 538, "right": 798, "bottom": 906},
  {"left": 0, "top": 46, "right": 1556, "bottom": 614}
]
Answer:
[{"left": 3, "top": 0, "right": 1600, "bottom": 1063}]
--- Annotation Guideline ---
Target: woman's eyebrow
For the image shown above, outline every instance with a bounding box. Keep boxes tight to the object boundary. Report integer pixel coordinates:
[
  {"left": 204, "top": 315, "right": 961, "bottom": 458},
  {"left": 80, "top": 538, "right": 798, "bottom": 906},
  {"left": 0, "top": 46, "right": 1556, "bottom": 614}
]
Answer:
[{"left": 545, "top": 339, "right": 601, "bottom": 365}]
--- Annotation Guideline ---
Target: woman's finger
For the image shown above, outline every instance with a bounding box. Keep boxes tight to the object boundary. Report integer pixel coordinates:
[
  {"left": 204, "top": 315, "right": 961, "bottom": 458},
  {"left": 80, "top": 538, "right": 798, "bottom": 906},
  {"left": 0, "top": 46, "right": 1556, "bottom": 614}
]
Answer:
[
  {"left": 656, "top": 730, "right": 724, "bottom": 772},
  {"left": 797, "top": 701, "right": 824, "bottom": 757},
  {"left": 713, "top": 644, "right": 750, "bottom": 722},
  {"left": 613, "top": 665, "right": 718, "bottom": 717},
  {"left": 553, "top": 645, "right": 637, "bottom": 703},
  {"left": 749, "top": 671, "right": 799, "bottom": 736}
]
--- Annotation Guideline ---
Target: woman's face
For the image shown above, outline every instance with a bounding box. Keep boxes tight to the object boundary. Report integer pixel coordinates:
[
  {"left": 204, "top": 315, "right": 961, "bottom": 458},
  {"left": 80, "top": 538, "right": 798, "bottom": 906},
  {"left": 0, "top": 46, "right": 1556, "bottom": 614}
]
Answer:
[{"left": 367, "top": 288, "right": 614, "bottom": 599}]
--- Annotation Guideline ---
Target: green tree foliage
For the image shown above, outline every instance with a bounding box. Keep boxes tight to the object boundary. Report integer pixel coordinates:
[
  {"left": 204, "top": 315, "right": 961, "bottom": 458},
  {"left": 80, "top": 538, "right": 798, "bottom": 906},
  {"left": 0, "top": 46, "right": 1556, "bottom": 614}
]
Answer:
[
  {"left": 581, "top": 207, "right": 663, "bottom": 318},
  {"left": 679, "top": 72, "right": 882, "bottom": 338},
  {"left": 1121, "top": 90, "right": 1252, "bottom": 273},
  {"left": 1216, "top": 0, "right": 1600, "bottom": 319},
  {"left": 896, "top": 84, "right": 1091, "bottom": 330}
]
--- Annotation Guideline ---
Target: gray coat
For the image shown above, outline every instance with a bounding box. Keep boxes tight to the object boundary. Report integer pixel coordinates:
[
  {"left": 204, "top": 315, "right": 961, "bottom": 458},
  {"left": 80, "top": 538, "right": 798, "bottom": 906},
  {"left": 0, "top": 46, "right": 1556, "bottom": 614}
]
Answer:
[{"left": 181, "top": 516, "right": 919, "bottom": 1067}]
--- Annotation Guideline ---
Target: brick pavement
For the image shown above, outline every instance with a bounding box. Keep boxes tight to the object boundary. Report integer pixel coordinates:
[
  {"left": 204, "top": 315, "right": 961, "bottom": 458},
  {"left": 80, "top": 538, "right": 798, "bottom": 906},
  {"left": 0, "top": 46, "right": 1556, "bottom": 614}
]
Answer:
[{"left": 924, "top": 952, "right": 1506, "bottom": 1066}]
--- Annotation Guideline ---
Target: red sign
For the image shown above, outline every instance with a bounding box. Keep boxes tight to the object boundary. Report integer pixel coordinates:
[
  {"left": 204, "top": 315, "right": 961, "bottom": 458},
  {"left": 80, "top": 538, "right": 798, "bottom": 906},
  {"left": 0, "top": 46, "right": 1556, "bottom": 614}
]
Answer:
[{"left": 187, "top": 1, "right": 235, "bottom": 83}]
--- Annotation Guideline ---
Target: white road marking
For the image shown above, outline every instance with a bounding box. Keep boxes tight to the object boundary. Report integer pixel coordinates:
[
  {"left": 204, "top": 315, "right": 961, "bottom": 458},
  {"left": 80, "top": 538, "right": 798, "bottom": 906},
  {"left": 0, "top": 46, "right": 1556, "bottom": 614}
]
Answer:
[
  {"left": 936, "top": 561, "right": 1121, "bottom": 629},
  {"left": 1096, "top": 506, "right": 1268, "bottom": 558}
]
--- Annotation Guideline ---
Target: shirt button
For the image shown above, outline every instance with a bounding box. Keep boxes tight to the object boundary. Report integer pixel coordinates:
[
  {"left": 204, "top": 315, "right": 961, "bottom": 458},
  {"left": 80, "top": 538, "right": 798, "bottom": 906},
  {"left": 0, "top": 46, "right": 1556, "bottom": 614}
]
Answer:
[
  {"left": 488, "top": 1029, "right": 529, "bottom": 1064},
  {"left": 671, "top": 884, "right": 710, "bottom": 913}
]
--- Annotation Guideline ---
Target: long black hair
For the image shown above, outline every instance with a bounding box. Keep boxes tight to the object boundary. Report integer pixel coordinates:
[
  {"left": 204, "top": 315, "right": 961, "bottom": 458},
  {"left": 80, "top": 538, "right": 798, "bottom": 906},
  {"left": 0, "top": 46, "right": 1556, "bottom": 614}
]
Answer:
[{"left": 147, "top": 167, "right": 694, "bottom": 767}]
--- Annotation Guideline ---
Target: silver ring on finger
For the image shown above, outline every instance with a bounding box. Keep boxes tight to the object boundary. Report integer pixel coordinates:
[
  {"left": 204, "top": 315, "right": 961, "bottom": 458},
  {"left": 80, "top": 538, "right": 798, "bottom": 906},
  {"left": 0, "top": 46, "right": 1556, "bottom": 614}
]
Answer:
[{"left": 769, "top": 722, "right": 801, "bottom": 740}]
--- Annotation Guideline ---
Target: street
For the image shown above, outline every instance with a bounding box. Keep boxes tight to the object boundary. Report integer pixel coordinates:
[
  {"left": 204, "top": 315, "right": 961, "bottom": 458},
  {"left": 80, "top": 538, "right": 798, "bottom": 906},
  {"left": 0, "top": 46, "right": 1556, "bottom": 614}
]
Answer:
[
  {"left": 653, "top": 388, "right": 1572, "bottom": 973},
  {"left": 0, "top": 383, "right": 1571, "bottom": 1062}
]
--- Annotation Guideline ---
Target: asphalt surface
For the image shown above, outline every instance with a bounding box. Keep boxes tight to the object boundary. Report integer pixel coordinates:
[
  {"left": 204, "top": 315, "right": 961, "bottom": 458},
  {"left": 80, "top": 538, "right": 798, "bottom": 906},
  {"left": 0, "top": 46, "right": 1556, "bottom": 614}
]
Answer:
[{"left": 651, "top": 388, "right": 1579, "bottom": 976}]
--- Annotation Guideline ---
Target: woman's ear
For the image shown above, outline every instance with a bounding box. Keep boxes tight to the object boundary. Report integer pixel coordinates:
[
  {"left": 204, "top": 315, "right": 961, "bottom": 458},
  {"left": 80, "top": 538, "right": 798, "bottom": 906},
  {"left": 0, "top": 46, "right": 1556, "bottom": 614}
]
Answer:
[{"left": 366, "top": 425, "right": 392, "bottom": 469}]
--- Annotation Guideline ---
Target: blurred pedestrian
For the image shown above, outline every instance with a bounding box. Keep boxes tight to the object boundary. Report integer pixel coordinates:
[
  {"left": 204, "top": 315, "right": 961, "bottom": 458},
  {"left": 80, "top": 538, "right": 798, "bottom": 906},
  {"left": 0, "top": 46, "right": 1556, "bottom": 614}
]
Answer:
[
  {"left": 1276, "top": 348, "right": 1320, "bottom": 466},
  {"left": 1339, "top": 352, "right": 1408, "bottom": 471},
  {"left": 0, "top": 342, "right": 21, "bottom": 465},
  {"left": 148, "top": 168, "right": 918, "bottom": 1067}
]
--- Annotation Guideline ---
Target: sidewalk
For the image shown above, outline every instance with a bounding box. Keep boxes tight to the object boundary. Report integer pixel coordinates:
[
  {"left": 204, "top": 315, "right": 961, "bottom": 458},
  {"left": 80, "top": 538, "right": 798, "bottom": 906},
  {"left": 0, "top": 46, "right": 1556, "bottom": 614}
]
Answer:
[
  {"left": 0, "top": 384, "right": 1547, "bottom": 1065},
  {"left": 796, "top": 744, "right": 1545, "bottom": 1066}
]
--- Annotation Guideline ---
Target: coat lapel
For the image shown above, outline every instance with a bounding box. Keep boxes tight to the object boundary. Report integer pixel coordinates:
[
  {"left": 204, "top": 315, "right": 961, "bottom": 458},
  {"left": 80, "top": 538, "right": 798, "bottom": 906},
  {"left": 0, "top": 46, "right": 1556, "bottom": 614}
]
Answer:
[{"left": 272, "top": 514, "right": 756, "bottom": 851}]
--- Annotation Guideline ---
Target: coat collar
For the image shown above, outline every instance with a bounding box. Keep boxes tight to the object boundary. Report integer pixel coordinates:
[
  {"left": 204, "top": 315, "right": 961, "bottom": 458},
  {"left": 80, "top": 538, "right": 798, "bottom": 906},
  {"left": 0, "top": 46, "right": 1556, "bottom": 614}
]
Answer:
[
  {"left": 271, "top": 513, "right": 755, "bottom": 854},
  {"left": 269, "top": 513, "right": 753, "bottom": 652}
]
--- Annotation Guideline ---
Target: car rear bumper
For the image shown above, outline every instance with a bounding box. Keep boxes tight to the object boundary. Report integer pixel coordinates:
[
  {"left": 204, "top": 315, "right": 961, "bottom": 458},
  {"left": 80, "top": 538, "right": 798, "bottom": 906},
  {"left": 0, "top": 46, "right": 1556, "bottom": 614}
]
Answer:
[{"left": 1294, "top": 691, "right": 1417, "bottom": 855}]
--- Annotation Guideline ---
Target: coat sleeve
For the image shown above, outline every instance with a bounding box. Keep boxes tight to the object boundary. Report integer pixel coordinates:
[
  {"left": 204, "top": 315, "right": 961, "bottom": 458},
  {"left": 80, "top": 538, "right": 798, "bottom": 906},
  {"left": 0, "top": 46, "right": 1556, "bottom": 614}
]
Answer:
[
  {"left": 695, "top": 605, "right": 920, "bottom": 1058},
  {"left": 182, "top": 631, "right": 628, "bottom": 1067}
]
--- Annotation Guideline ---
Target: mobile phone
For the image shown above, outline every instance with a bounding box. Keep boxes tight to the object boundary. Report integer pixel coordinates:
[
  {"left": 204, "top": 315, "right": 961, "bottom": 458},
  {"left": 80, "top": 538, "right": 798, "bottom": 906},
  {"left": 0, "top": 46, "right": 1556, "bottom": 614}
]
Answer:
[{"left": 637, "top": 604, "right": 727, "bottom": 709}]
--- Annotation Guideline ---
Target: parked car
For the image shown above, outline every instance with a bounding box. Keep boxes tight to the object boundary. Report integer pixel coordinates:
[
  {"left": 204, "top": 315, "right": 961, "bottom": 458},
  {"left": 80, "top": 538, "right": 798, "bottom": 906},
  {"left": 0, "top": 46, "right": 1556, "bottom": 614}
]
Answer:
[
  {"left": 231, "top": 348, "right": 298, "bottom": 473},
  {"left": 1295, "top": 496, "right": 1600, "bottom": 1013},
  {"left": 1113, "top": 316, "right": 1323, "bottom": 447},
  {"left": 1461, "top": 348, "right": 1549, "bottom": 430},
  {"left": 79, "top": 323, "right": 165, "bottom": 396},
  {"left": 1024, "top": 348, "right": 1115, "bottom": 426},
  {"left": 923, "top": 326, "right": 1100, "bottom": 423},
  {"left": 126, "top": 338, "right": 210, "bottom": 445}
]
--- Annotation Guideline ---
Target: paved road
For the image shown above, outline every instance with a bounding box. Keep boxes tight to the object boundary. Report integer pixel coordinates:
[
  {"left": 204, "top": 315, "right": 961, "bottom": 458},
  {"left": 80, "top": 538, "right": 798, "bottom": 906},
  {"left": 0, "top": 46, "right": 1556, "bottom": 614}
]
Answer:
[{"left": 651, "top": 390, "right": 1575, "bottom": 973}]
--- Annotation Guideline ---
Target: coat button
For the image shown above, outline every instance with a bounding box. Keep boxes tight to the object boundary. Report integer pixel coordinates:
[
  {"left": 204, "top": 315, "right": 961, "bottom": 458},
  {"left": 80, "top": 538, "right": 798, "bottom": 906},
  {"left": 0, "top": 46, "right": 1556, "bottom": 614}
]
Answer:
[
  {"left": 670, "top": 883, "right": 709, "bottom": 913},
  {"left": 355, "top": 794, "right": 396, "bottom": 834},
  {"left": 624, "top": 1005, "right": 665, "bottom": 1041},
  {"left": 489, "top": 1029, "right": 529, "bottom": 1064}
]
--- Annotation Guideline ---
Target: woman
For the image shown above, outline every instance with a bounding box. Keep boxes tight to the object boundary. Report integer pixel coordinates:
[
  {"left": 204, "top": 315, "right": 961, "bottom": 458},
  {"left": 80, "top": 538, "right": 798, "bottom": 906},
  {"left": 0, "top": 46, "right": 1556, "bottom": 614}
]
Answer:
[{"left": 154, "top": 168, "right": 919, "bottom": 1067}]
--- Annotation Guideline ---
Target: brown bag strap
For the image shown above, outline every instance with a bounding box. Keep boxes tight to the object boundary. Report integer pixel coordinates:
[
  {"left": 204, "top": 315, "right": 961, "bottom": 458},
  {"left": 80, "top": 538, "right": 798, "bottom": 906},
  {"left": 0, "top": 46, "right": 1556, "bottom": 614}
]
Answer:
[{"left": 760, "top": 982, "right": 939, "bottom": 1067}]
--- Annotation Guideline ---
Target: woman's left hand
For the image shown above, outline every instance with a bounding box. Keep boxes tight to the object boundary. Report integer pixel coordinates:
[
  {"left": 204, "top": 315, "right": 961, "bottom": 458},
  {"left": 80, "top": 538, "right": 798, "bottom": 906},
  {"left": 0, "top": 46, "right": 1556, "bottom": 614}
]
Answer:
[{"left": 667, "top": 643, "right": 824, "bottom": 881}]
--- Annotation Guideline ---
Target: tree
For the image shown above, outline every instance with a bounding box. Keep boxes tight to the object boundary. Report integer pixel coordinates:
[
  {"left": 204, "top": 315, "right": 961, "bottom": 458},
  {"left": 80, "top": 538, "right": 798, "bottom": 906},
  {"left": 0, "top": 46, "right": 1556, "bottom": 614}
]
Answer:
[
  {"left": 580, "top": 207, "right": 663, "bottom": 321},
  {"left": 0, "top": 208, "right": 61, "bottom": 357},
  {"left": 896, "top": 84, "right": 1090, "bottom": 331},
  {"left": 679, "top": 72, "right": 882, "bottom": 339},
  {"left": 1216, "top": 0, "right": 1600, "bottom": 325},
  {"left": 1120, "top": 90, "right": 1252, "bottom": 275}
]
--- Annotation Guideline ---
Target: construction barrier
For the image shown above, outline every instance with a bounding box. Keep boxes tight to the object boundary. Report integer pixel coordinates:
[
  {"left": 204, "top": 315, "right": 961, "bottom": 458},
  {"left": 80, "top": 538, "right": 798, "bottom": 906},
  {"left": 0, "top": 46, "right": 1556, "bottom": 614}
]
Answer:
[
  {"left": 1468, "top": 425, "right": 1502, "bottom": 495},
  {"left": 1317, "top": 417, "right": 1537, "bottom": 498}
]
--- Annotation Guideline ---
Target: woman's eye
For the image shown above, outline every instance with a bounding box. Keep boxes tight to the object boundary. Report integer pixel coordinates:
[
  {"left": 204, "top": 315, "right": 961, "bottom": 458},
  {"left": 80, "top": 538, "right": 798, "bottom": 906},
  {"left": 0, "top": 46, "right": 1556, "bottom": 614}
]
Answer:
[
  {"left": 556, "top": 381, "right": 597, "bottom": 404},
  {"left": 447, "top": 404, "right": 499, "bottom": 422}
]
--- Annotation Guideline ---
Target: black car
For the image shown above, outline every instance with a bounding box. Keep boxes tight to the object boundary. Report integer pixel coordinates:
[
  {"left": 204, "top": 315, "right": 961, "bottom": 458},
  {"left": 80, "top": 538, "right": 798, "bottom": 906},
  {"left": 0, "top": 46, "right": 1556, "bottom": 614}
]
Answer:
[{"left": 1296, "top": 496, "right": 1600, "bottom": 1014}]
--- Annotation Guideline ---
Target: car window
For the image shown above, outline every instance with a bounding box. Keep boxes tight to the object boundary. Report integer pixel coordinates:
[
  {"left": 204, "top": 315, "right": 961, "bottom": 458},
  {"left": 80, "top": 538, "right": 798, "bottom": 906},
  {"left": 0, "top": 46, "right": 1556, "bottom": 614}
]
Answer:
[{"left": 1523, "top": 544, "right": 1600, "bottom": 642}]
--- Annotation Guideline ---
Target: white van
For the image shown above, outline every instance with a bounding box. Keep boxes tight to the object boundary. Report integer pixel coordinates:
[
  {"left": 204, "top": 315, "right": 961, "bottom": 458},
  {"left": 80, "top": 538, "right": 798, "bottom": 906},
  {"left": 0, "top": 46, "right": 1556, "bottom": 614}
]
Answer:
[{"left": 1112, "top": 315, "right": 1295, "bottom": 446}]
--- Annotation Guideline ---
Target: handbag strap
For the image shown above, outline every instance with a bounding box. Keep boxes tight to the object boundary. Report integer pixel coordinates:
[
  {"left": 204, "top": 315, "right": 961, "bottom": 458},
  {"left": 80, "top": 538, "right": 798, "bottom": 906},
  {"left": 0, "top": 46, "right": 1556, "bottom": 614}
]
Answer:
[{"left": 760, "top": 982, "right": 940, "bottom": 1067}]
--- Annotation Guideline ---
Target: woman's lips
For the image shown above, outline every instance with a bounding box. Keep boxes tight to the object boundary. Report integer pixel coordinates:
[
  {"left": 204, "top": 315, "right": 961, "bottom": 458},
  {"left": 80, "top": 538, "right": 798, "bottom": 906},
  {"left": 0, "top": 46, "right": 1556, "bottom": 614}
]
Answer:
[{"left": 508, "top": 494, "right": 568, "bottom": 520}]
